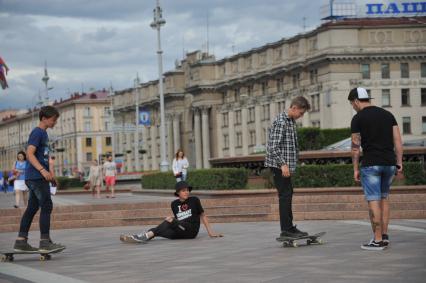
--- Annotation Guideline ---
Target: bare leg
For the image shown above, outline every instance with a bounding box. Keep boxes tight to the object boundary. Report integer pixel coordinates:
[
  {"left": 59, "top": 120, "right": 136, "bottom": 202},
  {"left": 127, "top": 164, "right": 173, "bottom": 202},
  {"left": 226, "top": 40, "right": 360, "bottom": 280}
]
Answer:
[
  {"left": 15, "top": 190, "right": 21, "bottom": 207},
  {"left": 381, "top": 198, "right": 390, "bottom": 235},
  {"left": 111, "top": 185, "right": 115, "bottom": 197},
  {"left": 368, "top": 200, "right": 383, "bottom": 241},
  {"left": 96, "top": 185, "right": 101, "bottom": 198}
]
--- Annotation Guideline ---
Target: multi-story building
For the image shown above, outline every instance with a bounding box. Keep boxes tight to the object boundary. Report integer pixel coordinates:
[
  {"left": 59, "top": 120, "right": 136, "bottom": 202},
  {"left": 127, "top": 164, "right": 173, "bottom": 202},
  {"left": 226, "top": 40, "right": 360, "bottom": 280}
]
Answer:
[
  {"left": 0, "top": 91, "right": 112, "bottom": 176},
  {"left": 112, "top": 17, "right": 426, "bottom": 172}
]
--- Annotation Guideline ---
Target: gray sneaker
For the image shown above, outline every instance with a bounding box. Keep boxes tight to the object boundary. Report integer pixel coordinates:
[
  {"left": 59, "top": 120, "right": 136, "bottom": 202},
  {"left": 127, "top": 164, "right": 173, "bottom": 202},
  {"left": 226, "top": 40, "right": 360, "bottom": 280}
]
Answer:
[
  {"left": 39, "top": 239, "right": 66, "bottom": 253},
  {"left": 120, "top": 233, "right": 150, "bottom": 244},
  {"left": 14, "top": 240, "right": 39, "bottom": 253}
]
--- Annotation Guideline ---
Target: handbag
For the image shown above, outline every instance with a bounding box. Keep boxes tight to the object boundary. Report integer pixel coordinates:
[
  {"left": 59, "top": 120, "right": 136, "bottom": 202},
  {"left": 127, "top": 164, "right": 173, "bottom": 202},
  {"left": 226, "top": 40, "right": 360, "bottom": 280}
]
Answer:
[
  {"left": 175, "top": 172, "right": 183, "bottom": 179},
  {"left": 83, "top": 182, "right": 91, "bottom": 191}
]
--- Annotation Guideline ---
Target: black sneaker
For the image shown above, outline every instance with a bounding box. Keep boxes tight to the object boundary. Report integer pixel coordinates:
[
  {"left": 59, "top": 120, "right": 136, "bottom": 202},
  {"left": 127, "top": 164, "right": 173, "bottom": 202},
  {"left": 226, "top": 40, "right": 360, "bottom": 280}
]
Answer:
[
  {"left": 39, "top": 239, "right": 66, "bottom": 253},
  {"left": 13, "top": 240, "right": 39, "bottom": 253},
  {"left": 120, "top": 233, "right": 150, "bottom": 244},
  {"left": 382, "top": 234, "right": 390, "bottom": 246},
  {"left": 291, "top": 226, "right": 308, "bottom": 237},
  {"left": 278, "top": 226, "right": 308, "bottom": 239},
  {"left": 361, "top": 239, "right": 387, "bottom": 251}
]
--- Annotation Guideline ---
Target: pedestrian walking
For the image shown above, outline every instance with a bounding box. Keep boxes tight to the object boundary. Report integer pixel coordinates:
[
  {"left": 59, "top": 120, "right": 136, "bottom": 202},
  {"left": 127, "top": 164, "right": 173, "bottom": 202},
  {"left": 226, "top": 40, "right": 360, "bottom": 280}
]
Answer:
[
  {"left": 103, "top": 155, "right": 117, "bottom": 198},
  {"left": 13, "top": 106, "right": 65, "bottom": 253},
  {"left": 12, "top": 151, "right": 29, "bottom": 208},
  {"left": 88, "top": 159, "right": 103, "bottom": 198},
  {"left": 265, "top": 96, "right": 311, "bottom": 239},
  {"left": 172, "top": 149, "right": 189, "bottom": 182},
  {"left": 348, "top": 87, "right": 403, "bottom": 251}
]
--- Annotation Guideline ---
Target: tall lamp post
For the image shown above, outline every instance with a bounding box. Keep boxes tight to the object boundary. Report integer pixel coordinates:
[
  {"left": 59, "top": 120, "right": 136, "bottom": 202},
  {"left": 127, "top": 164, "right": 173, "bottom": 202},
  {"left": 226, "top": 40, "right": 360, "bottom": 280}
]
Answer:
[
  {"left": 134, "top": 74, "right": 141, "bottom": 172},
  {"left": 42, "top": 61, "right": 50, "bottom": 106},
  {"left": 150, "top": 0, "right": 168, "bottom": 172},
  {"left": 109, "top": 85, "right": 115, "bottom": 160}
]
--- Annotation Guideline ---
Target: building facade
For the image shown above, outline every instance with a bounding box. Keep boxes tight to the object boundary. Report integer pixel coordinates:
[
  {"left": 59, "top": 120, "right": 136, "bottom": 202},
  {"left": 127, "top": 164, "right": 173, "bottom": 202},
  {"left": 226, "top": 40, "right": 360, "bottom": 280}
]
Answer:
[
  {"left": 0, "top": 91, "right": 112, "bottom": 176},
  {"left": 112, "top": 17, "right": 426, "bottom": 172}
]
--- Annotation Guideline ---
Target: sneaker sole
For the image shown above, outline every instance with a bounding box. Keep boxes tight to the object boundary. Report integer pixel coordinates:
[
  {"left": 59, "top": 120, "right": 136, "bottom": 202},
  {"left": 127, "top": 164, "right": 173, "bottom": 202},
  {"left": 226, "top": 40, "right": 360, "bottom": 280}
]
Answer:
[
  {"left": 119, "top": 234, "right": 143, "bottom": 244},
  {"left": 13, "top": 249, "right": 39, "bottom": 254},
  {"left": 360, "top": 245, "right": 387, "bottom": 251},
  {"left": 38, "top": 246, "right": 66, "bottom": 253}
]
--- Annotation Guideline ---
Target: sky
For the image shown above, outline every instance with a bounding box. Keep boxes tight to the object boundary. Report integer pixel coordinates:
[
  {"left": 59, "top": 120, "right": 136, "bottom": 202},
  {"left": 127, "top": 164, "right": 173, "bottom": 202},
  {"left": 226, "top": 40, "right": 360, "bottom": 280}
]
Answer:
[{"left": 0, "top": 0, "right": 378, "bottom": 110}]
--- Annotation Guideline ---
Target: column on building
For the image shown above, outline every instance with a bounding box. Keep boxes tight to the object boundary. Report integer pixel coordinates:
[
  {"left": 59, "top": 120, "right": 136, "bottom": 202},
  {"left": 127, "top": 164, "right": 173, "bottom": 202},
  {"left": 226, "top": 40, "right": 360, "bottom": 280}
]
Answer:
[
  {"left": 269, "top": 101, "right": 277, "bottom": 121},
  {"left": 150, "top": 125, "right": 158, "bottom": 170},
  {"left": 172, "top": 114, "right": 181, "bottom": 153},
  {"left": 228, "top": 110, "right": 235, "bottom": 157},
  {"left": 241, "top": 107, "right": 249, "bottom": 156},
  {"left": 141, "top": 126, "right": 149, "bottom": 171},
  {"left": 193, "top": 108, "right": 203, "bottom": 169},
  {"left": 167, "top": 116, "right": 173, "bottom": 164},
  {"left": 201, "top": 107, "right": 211, "bottom": 168},
  {"left": 255, "top": 105, "right": 262, "bottom": 147},
  {"left": 126, "top": 131, "right": 132, "bottom": 172},
  {"left": 76, "top": 136, "right": 83, "bottom": 172},
  {"left": 216, "top": 111, "right": 224, "bottom": 158},
  {"left": 96, "top": 136, "right": 102, "bottom": 163}
]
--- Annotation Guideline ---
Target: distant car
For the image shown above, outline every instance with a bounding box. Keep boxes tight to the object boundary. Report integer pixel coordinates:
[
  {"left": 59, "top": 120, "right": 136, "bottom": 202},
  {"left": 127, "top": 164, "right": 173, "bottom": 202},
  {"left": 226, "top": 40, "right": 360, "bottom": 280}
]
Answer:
[{"left": 321, "top": 137, "right": 426, "bottom": 151}]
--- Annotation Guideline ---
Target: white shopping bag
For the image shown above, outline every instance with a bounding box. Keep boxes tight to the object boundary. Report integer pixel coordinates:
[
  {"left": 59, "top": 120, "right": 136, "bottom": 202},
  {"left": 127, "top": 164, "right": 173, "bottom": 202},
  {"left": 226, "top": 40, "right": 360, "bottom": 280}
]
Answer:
[{"left": 50, "top": 186, "right": 57, "bottom": 195}]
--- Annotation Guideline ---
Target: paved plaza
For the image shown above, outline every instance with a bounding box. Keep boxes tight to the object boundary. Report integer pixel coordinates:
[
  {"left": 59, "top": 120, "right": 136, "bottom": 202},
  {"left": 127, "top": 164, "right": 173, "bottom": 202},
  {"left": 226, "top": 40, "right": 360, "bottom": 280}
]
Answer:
[{"left": 0, "top": 219, "right": 425, "bottom": 283}]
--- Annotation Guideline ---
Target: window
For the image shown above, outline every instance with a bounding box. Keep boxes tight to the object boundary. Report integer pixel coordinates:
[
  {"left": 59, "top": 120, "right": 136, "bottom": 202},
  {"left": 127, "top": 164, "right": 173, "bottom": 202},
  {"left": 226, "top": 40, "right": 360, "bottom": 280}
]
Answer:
[
  {"left": 235, "top": 110, "right": 242, "bottom": 125},
  {"left": 104, "top": 107, "right": 110, "bottom": 116},
  {"left": 401, "top": 89, "right": 410, "bottom": 106},
  {"left": 276, "top": 78, "right": 284, "bottom": 92},
  {"left": 104, "top": 121, "right": 110, "bottom": 131},
  {"left": 261, "top": 82, "right": 268, "bottom": 95},
  {"left": 84, "top": 107, "right": 91, "bottom": 117},
  {"left": 234, "top": 88, "right": 240, "bottom": 99},
  {"left": 423, "top": 117, "right": 426, "bottom": 134},
  {"left": 421, "top": 63, "right": 426, "bottom": 78},
  {"left": 402, "top": 117, "right": 411, "bottom": 134},
  {"left": 400, "top": 63, "right": 409, "bottom": 78},
  {"left": 223, "top": 134, "right": 229, "bottom": 149},
  {"left": 248, "top": 107, "right": 255, "bottom": 123},
  {"left": 262, "top": 105, "right": 270, "bottom": 120},
  {"left": 236, "top": 132, "right": 242, "bottom": 148},
  {"left": 382, "top": 89, "right": 391, "bottom": 107},
  {"left": 85, "top": 138, "right": 92, "bottom": 147},
  {"left": 310, "top": 69, "right": 318, "bottom": 84},
  {"left": 311, "top": 121, "right": 320, "bottom": 128},
  {"left": 84, "top": 121, "right": 91, "bottom": 131},
  {"left": 421, "top": 89, "right": 426, "bottom": 106},
  {"left": 361, "top": 64, "right": 370, "bottom": 79},
  {"left": 222, "top": 113, "right": 229, "bottom": 127},
  {"left": 106, "top": 137, "right": 112, "bottom": 146},
  {"left": 247, "top": 85, "right": 253, "bottom": 97},
  {"left": 278, "top": 101, "right": 286, "bottom": 113},
  {"left": 86, "top": 152, "right": 92, "bottom": 162},
  {"left": 310, "top": 93, "right": 320, "bottom": 112},
  {"left": 249, "top": 131, "right": 256, "bottom": 146},
  {"left": 292, "top": 73, "right": 300, "bottom": 88},
  {"left": 381, "top": 63, "right": 390, "bottom": 79}
]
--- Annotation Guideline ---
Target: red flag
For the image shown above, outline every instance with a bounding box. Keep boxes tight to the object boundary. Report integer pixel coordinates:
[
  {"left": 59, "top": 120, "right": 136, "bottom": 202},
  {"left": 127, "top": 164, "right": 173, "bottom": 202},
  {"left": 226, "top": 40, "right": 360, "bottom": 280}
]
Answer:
[{"left": 0, "top": 56, "right": 9, "bottom": 90}]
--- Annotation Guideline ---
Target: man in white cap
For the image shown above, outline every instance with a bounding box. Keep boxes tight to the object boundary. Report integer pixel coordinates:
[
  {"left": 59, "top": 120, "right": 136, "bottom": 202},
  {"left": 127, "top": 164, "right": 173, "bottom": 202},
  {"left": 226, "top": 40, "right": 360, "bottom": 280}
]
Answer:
[{"left": 348, "top": 87, "right": 403, "bottom": 251}]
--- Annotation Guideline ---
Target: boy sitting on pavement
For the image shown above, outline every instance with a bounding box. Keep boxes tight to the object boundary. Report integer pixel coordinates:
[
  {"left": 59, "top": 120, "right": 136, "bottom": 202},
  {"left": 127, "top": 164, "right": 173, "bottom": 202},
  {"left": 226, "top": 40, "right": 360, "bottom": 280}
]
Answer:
[{"left": 120, "top": 181, "right": 223, "bottom": 243}]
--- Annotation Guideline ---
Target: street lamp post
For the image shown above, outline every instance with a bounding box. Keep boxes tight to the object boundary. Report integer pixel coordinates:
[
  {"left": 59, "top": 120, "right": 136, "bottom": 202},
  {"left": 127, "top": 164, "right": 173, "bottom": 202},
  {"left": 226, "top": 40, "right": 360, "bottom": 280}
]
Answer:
[
  {"left": 109, "top": 86, "right": 115, "bottom": 160},
  {"left": 150, "top": 0, "right": 168, "bottom": 172},
  {"left": 42, "top": 61, "right": 50, "bottom": 106},
  {"left": 134, "top": 74, "right": 141, "bottom": 172}
]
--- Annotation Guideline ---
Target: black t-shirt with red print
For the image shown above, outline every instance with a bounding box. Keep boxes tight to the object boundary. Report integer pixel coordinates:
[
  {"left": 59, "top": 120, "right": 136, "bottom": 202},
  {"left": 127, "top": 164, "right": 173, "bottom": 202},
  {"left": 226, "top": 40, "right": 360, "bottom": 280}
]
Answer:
[{"left": 171, "top": 196, "right": 204, "bottom": 234}]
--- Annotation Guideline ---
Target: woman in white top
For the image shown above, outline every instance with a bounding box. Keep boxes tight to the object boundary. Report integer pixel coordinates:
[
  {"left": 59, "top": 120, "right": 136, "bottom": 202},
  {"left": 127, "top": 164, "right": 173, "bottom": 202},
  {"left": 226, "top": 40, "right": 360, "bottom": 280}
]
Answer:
[
  {"left": 88, "top": 159, "right": 103, "bottom": 198},
  {"left": 12, "top": 151, "right": 29, "bottom": 208},
  {"left": 172, "top": 149, "right": 189, "bottom": 182}
]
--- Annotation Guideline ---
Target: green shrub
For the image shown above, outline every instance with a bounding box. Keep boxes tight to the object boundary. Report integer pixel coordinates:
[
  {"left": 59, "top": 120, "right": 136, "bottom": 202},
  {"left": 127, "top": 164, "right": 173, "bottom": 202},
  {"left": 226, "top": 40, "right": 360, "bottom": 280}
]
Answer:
[
  {"left": 297, "top": 127, "right": 351, "bottom": 151},
  {"left": 403, "top": 162, "right": 426, "bottom": 185},
  {"left": 142, "top": 168, "right": 249, "bottom": 190},
  {"left": 56, "top": 177, "right": 85, "bottom": 190}
]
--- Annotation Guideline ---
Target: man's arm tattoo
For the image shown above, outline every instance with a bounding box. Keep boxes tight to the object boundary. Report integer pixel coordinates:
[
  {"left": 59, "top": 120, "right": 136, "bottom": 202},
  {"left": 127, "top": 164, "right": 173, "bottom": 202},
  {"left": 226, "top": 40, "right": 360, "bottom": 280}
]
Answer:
[{"left": 351, "top": 133, "right": 361, "bottom": 167}]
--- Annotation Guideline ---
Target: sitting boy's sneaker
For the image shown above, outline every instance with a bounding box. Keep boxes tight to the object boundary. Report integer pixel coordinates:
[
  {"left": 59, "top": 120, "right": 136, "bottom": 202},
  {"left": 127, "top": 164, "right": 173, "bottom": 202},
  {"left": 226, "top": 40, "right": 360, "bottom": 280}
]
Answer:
[
  {"left": 382, "top": 234, "right": 390, "bottom": 246},
  {"left": 13, "top": 239, "right": 38, "bottom": 253},
  {"left": 361, "top": 239, "right": 387, "bottom": 251},
  {"left": 120, "top": 233, "right": 150, "bottom": 244},
  {"left": 39, "top": 239, "right": 66, "bottom": 253}
]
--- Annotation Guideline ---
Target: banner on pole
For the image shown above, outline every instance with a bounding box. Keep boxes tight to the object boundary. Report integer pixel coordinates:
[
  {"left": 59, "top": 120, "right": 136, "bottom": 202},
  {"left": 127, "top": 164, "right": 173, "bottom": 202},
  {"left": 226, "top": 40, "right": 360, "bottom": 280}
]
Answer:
[{"left": 139, "top": 107, "right": 151, "bottom": 126}]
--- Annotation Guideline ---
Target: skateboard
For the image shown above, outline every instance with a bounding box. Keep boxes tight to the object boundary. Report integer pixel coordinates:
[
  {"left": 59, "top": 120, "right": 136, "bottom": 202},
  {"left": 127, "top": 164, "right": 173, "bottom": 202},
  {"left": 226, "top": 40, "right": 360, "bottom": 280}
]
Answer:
[
  {"left": 120, "top": 234, "right": 140, "bottom": 244},
  {"left": 1, "top": 247, "right": 65, "bottom": 262},
  {"left": 276, "top": 232, "right": 326, "bottom": 248}
]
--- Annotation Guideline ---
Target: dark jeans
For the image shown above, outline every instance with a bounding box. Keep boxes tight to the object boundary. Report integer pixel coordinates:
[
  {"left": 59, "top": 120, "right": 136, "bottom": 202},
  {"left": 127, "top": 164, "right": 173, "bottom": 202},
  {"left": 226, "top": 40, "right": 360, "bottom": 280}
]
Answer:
[
  {"left": 18, "top": 179, "right": 52, "bottom": 239},
  {"left": 271, "top": 168, "right": 294, "bottom": 232},
  {"left": 149, "top": 219, "right": 198, "bottom": 240}
]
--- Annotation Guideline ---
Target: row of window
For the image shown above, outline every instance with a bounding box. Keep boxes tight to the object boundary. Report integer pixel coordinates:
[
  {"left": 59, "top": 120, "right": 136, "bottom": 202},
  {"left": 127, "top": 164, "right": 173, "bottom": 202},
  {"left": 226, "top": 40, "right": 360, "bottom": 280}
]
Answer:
[
  {"left": 222, "top": 128, "right": 268, "bottom": 149},
  {"left": 378, "top": 88, "right": 426, "bottom": 107},
  {"left": 83, "top": 106, "right": 111, "bottom": 117},
  {"left": 361, "top": 62, "right": 426, "bottom": 80},
  {"left": 403, "top": 116, "right": 426, "bottom": 135},
  {"left": 85, "top": 137, "right": 112, "bottom": 147}
]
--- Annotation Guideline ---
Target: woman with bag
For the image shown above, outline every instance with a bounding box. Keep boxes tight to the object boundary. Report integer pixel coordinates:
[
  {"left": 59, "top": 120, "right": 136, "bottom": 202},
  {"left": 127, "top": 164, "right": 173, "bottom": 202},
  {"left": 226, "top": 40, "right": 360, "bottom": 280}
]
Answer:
[
  {"left": 12, "top": 151, "right": 29, "bottom": 208},
  {"left": 87, "top": 159, "right": 102, "bottom": 198},
  {"left": 172, "top": 149, "right": 189, "bottom": 182}
]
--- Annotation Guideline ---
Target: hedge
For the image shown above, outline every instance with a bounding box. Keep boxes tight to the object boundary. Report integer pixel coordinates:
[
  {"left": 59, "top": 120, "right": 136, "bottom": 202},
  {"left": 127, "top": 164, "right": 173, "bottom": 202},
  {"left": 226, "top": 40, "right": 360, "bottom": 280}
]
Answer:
[
  {"left": 297, "top": 127, "right": 351, "bottom": 151},
  {"left": 56, "top": 177, "right": 85, "bottom": 190},
  {"left": 142, "top": 168, "right": 249, "bottom": 190},
  {"left": 262, "top": 162, "right": 425, "bottom": 188}
]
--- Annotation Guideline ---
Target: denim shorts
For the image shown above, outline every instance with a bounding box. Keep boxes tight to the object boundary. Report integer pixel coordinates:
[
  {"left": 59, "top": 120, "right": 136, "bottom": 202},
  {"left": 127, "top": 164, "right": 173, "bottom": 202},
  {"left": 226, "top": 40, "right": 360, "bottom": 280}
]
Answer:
[{"left": 360, "top": 166, "right": 396, "bottom": 201}]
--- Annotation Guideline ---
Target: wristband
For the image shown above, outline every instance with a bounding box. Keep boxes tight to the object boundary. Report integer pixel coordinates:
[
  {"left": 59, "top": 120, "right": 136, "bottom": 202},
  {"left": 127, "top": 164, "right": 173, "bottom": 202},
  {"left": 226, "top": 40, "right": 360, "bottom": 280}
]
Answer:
[{"left": 39, "top": 168, "right": 45, "bottom": 172}]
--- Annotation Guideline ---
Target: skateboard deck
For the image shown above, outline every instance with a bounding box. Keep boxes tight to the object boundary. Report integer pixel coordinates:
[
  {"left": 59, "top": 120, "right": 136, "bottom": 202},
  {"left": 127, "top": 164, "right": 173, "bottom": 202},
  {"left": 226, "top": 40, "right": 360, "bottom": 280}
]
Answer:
[
  {"left": 276, "top": 232, "right": 326, "bottom": 248},
  {"left": 1, "top": 247, "right": 65, "bottom": 262}
]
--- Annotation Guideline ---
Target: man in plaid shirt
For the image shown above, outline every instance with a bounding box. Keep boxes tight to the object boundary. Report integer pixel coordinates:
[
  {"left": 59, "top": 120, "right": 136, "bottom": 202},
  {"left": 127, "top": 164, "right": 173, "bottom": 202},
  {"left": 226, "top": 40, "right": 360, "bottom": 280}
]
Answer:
[{"left": 265, "top": 96, "right": 310, "bottom": 239}]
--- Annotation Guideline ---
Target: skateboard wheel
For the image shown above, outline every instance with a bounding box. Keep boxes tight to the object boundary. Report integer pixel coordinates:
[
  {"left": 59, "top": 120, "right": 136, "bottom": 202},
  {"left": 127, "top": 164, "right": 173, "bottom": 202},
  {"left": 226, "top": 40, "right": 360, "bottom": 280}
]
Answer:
[
  {"left": 318, "top": 239, "right": 324, "bottom": 244},
  {"left": 307, "top": 240, "right": 312, "bottom": 245},
  {"left": 1, "top": 255, "right": 6, "bottom": 262},
  {"left": 40, "top": 255, "right": 46, "bottom": 261},
  {"left": 292, "top": 242, "right": 298, "bottom": 248}
]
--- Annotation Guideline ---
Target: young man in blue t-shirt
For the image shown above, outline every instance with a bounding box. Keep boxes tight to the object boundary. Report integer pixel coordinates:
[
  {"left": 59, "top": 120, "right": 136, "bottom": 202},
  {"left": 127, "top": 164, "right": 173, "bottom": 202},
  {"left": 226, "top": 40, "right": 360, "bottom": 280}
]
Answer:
[{"left": 13, "top": 106, "right": 65, "bottom": 253}]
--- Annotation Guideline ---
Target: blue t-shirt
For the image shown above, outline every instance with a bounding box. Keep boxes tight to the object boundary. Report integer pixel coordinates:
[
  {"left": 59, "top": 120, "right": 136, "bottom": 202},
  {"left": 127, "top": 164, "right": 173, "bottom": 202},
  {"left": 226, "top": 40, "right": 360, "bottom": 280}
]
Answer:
[
  {"left": 15, "top": 160, "right": 27, "bottom": 180},
  {"left": 25, "top": 127, "right": 50, "bottom": 180}
]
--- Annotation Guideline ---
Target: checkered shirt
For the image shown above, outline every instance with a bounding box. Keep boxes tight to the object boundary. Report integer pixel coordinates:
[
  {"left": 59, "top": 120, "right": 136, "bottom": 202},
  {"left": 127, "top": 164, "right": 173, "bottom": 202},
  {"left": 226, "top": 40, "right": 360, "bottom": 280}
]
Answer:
[{"left": 264, "top": 112, "right": 299, "bottom": 172}]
